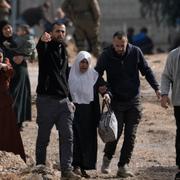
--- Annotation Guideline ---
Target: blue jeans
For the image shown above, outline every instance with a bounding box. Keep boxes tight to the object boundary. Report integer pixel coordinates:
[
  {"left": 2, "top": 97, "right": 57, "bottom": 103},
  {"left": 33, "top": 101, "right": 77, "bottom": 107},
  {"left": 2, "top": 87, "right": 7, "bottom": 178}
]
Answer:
[{"left": 35, "top": 95, "right": 74, "bottom": 171}]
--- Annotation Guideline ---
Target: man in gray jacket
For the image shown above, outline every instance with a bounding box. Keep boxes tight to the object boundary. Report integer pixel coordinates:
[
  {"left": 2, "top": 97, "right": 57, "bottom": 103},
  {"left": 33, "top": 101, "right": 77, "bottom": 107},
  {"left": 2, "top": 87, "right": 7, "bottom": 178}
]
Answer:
[{"left": 161, "top": 47, "right": 180, "bottom": 180}]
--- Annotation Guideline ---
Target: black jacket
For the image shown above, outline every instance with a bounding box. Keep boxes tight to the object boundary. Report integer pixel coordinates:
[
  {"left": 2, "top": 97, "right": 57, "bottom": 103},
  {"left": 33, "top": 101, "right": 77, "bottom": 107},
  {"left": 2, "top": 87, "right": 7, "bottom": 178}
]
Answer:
[
  {"left": 36, "top": 39, "right": 69, "bottom": 99},
  {"left": 95, "top": 44, "right": 159, "bottom": 101}
]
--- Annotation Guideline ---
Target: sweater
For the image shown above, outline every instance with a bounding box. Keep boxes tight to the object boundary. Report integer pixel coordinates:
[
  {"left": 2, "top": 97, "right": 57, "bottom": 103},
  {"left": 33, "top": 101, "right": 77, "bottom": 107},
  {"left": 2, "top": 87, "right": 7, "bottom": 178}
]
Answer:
[
  {"left": 36, "top": 39, "right": 69, "bottom": 99},
  {"left": 161, "top": 47, "right": 180, "bottom": 106},
  {"left": 95, "top": 44, "right": 159, "bottom": 101}
]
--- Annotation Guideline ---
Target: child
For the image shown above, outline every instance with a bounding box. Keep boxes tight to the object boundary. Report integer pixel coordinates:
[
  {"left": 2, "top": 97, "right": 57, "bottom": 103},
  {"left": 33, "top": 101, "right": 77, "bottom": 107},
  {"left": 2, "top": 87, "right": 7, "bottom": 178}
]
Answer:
[
  {"left": 68, "top": 51, "right": 101, "bottom": 178},
  {"left": 0, "top": 48, "right": 26, "bottom": 162}
]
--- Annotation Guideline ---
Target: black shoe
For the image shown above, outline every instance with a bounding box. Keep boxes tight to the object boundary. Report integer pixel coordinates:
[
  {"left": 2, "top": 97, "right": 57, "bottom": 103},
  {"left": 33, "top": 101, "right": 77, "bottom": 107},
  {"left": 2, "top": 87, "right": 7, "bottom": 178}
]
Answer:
[
  {"left": 61, "top": 170, "right": 81, "bottom": 180},
  {"left": 175, "top": 172, "right": 180, "bottom": 180},
  {"left": 81, "top": 169, "right": 90, "bottom": 179},
  {"left": 73, "top": 166, "right": 82, "bottom": 176}
]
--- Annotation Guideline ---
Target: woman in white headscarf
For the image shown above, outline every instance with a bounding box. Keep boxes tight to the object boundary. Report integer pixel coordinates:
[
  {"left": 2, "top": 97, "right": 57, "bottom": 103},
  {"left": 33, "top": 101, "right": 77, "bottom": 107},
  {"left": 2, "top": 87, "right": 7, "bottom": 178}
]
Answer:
[{"left": 68, "top": 51, "right": 101, "bottom": 178}]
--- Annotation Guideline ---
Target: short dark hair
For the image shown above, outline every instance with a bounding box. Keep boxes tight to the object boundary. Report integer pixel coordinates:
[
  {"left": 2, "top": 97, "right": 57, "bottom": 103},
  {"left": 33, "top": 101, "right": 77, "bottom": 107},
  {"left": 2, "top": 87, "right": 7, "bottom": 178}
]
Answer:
[
  {"left": 113, "top": 31, "right": 127, "bottom": 39},
  {"left": 140, "top": 27, "right": 148, "bottom": 33},
  {"left": 50, "top": 21, "right": 66, "bottom": 32}
]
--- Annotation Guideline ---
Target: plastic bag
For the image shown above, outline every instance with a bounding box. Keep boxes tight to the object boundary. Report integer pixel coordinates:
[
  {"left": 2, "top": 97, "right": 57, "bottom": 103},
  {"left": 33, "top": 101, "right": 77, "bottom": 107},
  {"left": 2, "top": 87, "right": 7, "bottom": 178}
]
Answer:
[{"left": 98, "top": 100, "right": 118, "bottom": 143}]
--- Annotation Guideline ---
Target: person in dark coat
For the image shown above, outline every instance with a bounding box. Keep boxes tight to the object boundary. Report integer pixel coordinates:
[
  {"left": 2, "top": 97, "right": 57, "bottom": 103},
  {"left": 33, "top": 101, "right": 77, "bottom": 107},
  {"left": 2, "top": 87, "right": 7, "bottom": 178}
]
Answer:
[
  {"left": 0, "top": 20, "right": 32, "bottom": 129},
  {"left": 95, "top": 31, "right": 161, "bottom": 178},
  {"left": 0, "top": 48, "right": 26, "bottom": 162},
  {"left": 68, "top": 51, "right": 102, "bottom": 178},
  {"left": 35, "top": 22, "right": 81, "bottom": 180},
  {"left": 132, "top": 27, "right": 154, "bottom": 54}
]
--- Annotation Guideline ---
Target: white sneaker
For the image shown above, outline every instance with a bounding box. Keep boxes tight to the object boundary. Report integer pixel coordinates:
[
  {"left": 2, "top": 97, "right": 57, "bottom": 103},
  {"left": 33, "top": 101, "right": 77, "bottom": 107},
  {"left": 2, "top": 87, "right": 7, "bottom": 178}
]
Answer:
[
  {"left": 101, "top": 156, "right": 111, "bottom": 174},
  {"left": 117, "top": 164, "right": 134, "bottom": 178}
]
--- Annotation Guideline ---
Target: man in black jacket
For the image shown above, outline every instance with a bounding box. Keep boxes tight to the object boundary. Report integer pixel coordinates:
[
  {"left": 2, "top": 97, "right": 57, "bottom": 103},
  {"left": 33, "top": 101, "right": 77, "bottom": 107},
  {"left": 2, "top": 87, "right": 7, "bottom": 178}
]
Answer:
[
  {"left": 95, "top": 31, "right": 161, "bottom": 178},
  {"left": 35, "top": 22, "right": 80, "bottom": 180}
]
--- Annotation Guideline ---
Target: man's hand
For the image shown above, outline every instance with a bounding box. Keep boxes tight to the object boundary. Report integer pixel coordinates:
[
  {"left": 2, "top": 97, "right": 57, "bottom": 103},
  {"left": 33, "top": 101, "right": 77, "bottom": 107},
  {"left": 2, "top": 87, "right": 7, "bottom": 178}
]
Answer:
[
  {"left": 103, "top": 93, "right": 111, "bottom": 104},
  {"left": 161, "top": 95, "right": 170, "bottom": 109},
  {"left": 41, "top": 32, "right": 51, "bottom": 42},
  {"left": 70, "top": 102, "right": 76, "bottom": 112},
  {"left": 155, "top": 90, "right": 161, "bottom": 100}
]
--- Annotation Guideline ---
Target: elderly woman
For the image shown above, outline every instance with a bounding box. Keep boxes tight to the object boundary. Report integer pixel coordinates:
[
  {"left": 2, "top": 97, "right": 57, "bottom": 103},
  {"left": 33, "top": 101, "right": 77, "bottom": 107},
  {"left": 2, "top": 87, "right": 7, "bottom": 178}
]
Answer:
[{"left": 68, "top": 51, "right": 103, "bottom": 178}]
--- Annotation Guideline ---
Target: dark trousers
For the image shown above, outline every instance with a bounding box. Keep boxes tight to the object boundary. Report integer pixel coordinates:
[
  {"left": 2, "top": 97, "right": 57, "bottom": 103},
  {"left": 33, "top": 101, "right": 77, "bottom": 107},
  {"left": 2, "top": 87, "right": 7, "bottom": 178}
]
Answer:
[
  {"left": 104, "top": 99, "right": 142, "bottom": 167},
  {"left": 174, "top": 106, "right": 180, "bottom": 168},
  {"left": 35, "top": 96, "right": 74, "bottom": 171}
]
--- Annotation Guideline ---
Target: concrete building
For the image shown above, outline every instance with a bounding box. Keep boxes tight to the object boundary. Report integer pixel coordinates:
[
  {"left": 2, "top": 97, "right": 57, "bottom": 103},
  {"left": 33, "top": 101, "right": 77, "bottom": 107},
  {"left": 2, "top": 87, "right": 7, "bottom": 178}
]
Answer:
[{"left": 15, "top": 0, "right": 169, "bottom": 51}]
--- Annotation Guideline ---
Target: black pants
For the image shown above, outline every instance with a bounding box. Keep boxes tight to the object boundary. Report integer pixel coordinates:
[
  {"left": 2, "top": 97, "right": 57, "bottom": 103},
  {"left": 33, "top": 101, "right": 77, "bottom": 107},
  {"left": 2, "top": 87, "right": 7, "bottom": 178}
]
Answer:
[
  {"left": 174, "top": 106, "right": 180, "bottom": 168},
  {"left": 104, "top": 99, "right": 142, "bottom": 167}
]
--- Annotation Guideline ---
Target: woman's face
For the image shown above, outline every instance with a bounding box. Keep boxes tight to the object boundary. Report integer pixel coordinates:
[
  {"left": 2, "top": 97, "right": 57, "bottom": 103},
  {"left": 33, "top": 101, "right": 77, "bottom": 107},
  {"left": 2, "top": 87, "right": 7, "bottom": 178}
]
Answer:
[
  {"left": 79, "top": 59, "right": 89, "bottom": 73},
  {"left": 2, "top": 24, "right": 13, "bottom": 38}
]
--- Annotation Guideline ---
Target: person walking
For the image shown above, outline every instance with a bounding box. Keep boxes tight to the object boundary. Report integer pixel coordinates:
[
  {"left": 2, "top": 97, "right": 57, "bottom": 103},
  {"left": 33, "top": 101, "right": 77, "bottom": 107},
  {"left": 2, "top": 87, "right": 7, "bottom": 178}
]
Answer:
[
  {"left": 160, "top": 47, "right": 180, "bottom": 180},
  {"left": 35, "top": 22, "right": 80, "bottom": 180},
  {"left": 62, "top": 0, "right": 101, "bottom": 57},
  {"left": 95, "top": 31, "right": 161, "bottom": 178},
  {"left": 68, "top": 51, "right": 101, "bottom": 178}
]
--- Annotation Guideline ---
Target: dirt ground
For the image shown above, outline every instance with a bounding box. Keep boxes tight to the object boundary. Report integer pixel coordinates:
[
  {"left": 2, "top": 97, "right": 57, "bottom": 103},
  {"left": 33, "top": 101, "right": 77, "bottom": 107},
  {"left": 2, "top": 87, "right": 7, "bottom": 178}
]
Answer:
[
  {"left": 20, "top": 52, "right": 178, "bottom": 180},
  {"left": 0, "top": 51, "right": 173, "bottom": 180}
]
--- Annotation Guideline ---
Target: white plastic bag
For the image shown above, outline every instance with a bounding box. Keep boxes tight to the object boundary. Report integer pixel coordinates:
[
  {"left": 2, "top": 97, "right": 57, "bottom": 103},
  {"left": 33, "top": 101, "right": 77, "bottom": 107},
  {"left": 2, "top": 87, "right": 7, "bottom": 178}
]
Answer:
[{"left": 98, "top": 101, "right": 118, "bottom": 143}]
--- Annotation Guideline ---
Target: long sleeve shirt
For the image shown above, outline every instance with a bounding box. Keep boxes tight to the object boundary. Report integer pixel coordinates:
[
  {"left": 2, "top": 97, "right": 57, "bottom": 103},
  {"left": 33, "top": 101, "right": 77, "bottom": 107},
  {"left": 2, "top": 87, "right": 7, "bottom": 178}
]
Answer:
[
  {"left": 95, "top": 44, "right": 159, "bottom": 102},
  {"left": 36, "top": 39, "right": 69, "bottom": 99},
  {"left": 161, "top": 47, "right": 180, "bottom": 106}
]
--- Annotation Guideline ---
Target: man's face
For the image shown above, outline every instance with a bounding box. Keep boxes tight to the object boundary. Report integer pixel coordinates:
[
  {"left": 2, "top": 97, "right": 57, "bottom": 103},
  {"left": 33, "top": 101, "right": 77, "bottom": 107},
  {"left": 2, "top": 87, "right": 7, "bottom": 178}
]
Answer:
[
  {"left": 112, "top": 36, "right": 128, "bottom": 55},
  {"left": 2, "top": 24, "right": 13, "bottom": 38},
  {"left": 50, "top": 24, "right": 66, "bottom": 42}
]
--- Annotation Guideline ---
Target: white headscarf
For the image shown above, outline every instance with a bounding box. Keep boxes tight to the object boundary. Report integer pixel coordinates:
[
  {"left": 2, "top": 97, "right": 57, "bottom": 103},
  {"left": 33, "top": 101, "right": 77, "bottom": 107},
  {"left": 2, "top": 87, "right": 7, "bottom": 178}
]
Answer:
[{"left": 68, "top": 51, "right": 98, "bottom": 104}]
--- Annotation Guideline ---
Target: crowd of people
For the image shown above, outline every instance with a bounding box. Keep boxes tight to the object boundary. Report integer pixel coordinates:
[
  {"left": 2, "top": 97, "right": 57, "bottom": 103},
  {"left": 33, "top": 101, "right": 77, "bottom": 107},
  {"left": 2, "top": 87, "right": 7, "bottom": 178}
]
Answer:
[{"left": 0, "top": 1, "right": 180, "bottom": 180}]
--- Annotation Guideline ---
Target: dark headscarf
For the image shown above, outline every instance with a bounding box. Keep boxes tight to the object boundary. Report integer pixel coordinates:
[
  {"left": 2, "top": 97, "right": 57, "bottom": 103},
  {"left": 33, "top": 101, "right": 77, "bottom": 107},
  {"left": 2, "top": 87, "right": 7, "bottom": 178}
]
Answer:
[
  {"left": 0, "top": 20, "right": 15, "bottom": 61},
  {"left": 0, "top": 20, "right": 12, "bottom": 44}
]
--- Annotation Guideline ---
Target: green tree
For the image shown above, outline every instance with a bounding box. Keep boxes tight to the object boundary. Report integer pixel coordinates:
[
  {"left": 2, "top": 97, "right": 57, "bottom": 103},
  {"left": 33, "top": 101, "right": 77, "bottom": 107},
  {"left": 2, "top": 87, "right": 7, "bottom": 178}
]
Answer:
[{"left": 139, "top": 0, "right": 180, "bottom": 26}]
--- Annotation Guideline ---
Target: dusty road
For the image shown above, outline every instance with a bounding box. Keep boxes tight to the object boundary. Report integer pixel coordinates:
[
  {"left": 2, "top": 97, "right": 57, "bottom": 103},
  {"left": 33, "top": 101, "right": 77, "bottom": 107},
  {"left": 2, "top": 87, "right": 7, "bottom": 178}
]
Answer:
[{"left": 22, "top": 53, "right": 177, "bottom": 180}]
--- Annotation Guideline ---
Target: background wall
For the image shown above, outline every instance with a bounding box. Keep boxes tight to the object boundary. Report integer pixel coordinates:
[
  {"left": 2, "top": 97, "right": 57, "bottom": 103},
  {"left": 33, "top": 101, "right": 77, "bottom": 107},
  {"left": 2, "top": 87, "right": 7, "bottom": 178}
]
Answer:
[{"left": 17, "top": 0, "right": 170, "bottom": 51}]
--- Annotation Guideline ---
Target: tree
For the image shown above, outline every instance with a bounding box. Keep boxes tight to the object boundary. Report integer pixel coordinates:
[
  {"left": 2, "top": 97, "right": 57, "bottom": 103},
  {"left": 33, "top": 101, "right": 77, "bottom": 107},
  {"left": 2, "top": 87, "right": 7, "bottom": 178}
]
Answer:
[{"left": 139, "top": 0, "right": 180, "bottom": 26}]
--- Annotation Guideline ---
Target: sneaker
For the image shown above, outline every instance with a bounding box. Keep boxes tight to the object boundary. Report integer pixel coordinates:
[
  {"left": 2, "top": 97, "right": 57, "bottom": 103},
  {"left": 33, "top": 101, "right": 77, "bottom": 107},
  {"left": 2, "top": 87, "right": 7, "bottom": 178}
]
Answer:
[
  {"left": 175, "top": 172, "right": 180, "bottom": 180},
  {"left": 101, "top": 156, "right": 111, "bottom": 174},
  {"left": 61, "top": 170, "right": 81, "bottom": 180},
  {"left": 117, "top": 164, "right": 134, "bottom": 178}
]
